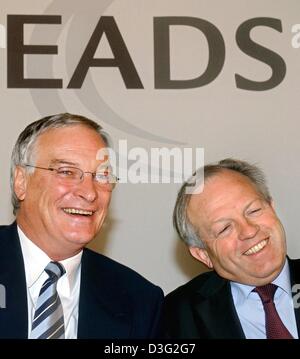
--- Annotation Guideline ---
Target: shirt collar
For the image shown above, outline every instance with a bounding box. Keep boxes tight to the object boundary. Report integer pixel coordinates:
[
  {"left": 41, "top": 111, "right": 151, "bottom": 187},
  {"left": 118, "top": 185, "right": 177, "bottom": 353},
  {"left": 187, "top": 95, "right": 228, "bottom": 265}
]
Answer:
[
  {"left": 230, "top": 258, "right": 291, "bottom": 302},
  {"left": 273, "top": 259, "right": 291, "bottom": 295},
  {"left": 17, "top": 225, "right": 82, "bottom": 295}
]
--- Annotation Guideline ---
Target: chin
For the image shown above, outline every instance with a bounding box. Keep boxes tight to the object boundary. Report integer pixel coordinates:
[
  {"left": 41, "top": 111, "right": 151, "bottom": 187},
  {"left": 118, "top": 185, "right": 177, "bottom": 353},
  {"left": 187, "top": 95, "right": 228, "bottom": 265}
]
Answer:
[
  {"left": 253, "top": 264, "right": 282, "bottom": 281},
  {"left": 65, "top": 231, "right": 95, "bottom": 244}
]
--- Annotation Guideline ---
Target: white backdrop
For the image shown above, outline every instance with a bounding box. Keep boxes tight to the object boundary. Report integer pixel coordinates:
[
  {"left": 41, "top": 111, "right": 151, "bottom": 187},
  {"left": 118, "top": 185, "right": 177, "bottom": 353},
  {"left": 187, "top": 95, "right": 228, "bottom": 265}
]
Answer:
[{"left": 1, "top": 0, "right": 300, "bottom": 293}]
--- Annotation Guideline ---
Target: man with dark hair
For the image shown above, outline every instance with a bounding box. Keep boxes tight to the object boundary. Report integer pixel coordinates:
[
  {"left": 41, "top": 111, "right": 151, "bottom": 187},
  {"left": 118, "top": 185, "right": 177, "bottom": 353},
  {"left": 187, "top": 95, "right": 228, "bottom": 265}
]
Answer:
[
  {"left": 0, "top": 113, "right": 163, "bottom": 339},
  {"left": 165, "top": 158, "right": 300, "bottom": 339}
]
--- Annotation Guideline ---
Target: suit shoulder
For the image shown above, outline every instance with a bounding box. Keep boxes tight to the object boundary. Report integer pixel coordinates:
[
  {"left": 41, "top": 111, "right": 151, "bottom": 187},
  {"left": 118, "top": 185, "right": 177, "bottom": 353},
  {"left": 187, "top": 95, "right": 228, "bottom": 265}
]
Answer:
[
  {"left": 0, "top": 224, "right": 14, "bottom": 235},
  {"left": 0, "top": 223, "right": 17, "bottom": 247},
  {"left": 83, "top": 247, "right": 163, "bottom": 294},
  {"left": 164, "top": 271, "right": 219, "bottom": 338},
  {"left": 289, "top": 257, "right": 300, "bottom": 266},
  {"left": 166, "top": 270, "right": 216, "bottom": 302}
]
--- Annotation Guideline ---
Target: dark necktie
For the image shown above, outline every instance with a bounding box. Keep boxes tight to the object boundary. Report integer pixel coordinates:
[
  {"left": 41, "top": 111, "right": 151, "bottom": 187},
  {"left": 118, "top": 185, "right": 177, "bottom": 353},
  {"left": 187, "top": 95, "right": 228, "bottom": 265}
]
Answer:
[
  {"left": 30, "top": 261, "right": 66, "bottom": 339},
  {"left": 254, "top": 283, "right": 294, "bottom": 339}
]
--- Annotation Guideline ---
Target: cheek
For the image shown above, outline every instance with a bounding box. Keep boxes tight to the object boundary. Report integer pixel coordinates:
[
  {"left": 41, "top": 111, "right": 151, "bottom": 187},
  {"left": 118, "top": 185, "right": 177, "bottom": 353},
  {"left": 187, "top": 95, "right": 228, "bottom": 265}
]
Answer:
[
  {"left": 53, "top": 184, "right": 73, "bottom": 199},
  {"left": 37, "top": 183, "right": 72, "bottom": 210},
  {"left": 207, "top": 239, "right": 228, "bottom": 259},
  {"left": 259, "top": 215, "right": 282, "bottom": 234},
  {"left": 95, "top": 193, "right": 111, "bottom": 221},
  {"left": 210, "top": 237, "right": 241, "bottom": 266},
  {"left": 98, "top": 191, "right": 112, "bottom": 208}
]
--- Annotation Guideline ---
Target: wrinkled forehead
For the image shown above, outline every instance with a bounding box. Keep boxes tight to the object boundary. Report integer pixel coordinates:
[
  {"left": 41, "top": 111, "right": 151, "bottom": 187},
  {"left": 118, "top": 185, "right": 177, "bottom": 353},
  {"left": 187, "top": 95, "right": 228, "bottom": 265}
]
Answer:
[
  {"left": 187, "top": 170, "right": 261, "bottom": 218},
  {"left": 33, "top": 125, "right": 107, "bottom": 163}
]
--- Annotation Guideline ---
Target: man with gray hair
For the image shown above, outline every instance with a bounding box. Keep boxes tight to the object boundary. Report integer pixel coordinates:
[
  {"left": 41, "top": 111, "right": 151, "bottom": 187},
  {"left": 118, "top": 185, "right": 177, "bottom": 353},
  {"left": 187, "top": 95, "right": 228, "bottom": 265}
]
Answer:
[
  {"left": 0, "top": 113, "right": 163, "bottom": 339},
  {"left": 165, "top": 158, "right": 300, "bottom": 339}
]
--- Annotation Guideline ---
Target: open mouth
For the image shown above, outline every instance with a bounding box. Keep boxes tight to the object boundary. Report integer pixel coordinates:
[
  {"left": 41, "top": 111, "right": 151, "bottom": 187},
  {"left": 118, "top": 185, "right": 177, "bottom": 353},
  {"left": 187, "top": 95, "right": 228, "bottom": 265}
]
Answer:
[
  {"left": 62, "top": 208, "right": 94, "bottom": 216},
  {"left": 243, "top": 239, "right": 268, "bottom": 256}
]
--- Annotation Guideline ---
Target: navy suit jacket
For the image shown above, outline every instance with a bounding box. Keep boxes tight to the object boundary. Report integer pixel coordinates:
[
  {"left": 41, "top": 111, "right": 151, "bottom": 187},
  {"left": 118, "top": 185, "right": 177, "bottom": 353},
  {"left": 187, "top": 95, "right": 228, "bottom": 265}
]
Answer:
[
  {"left": 0, "top": 222, "right": 164, "bottom": 338},
  {"left": 165, "top": 258, "right": 300, "bottom": 338}
]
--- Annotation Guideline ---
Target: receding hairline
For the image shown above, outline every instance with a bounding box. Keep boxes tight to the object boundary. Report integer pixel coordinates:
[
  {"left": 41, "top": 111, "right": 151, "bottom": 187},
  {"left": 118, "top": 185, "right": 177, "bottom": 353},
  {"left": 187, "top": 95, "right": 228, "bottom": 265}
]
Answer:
[
  {"left": 186, "top": 168, "right": 269, "bottom": 225},
  {"left": 204, "top": 167, "right": 259, "bottom": 184},
  {"left": 36, "top": 122, "right": 105, "bottom": 138},
  {"left": 191, "top": 167, "right": 268, "bottom": 200},
  {"left": 33, "top": 122, "right": 107, "bottom": 148}
]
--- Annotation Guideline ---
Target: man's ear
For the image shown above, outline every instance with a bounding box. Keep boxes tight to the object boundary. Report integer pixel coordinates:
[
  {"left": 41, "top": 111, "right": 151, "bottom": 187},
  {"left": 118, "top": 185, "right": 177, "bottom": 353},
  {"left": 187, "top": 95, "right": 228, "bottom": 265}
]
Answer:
[
  {"left": 189, "top": 247, "right": 213, "bottom": 269},
  {"left": 14, "top": 166, "right": 28, "bottom": 201}
]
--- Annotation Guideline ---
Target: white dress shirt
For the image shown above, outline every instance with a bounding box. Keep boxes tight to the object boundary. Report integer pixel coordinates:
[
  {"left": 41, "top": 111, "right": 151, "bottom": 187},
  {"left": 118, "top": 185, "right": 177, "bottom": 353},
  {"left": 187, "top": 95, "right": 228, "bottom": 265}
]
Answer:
[
  {"left": 18, "top": 226, "right": 82, "bottom": 339},
  {"left": 231, "top": 259, "right": 298, "bottom": 339}
]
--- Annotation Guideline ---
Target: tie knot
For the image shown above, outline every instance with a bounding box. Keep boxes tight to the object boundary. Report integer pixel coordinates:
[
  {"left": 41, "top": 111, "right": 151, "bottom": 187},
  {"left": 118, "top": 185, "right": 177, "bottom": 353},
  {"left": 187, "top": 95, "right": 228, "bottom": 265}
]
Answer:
[
  {"left": 45, "top": 261, "right": 65, "bottom": 280},
  {"left": 254, "top": 283, "right": 277, "bottom": 304}
]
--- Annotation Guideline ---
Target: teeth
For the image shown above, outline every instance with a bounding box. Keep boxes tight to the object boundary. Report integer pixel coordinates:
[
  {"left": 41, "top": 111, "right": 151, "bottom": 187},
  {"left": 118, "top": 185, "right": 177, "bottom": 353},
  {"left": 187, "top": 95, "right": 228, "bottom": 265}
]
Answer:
[
  {"left": 244, "top": 239, "right": 267, "bottom": 256},
  {"left": 63, "top": 208, "right": 93, "bottom": 216}
]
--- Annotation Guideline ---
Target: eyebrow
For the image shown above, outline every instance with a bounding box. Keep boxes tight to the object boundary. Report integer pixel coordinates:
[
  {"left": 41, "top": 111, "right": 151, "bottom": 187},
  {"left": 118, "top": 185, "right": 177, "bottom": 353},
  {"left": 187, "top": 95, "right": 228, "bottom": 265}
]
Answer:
[
  {"left": 49, "top": 159, "right": 79, "bottom": 167},
  {"left": 244, "top": 198, "right": 263, "bottom": 212},
  {"left": 211, "top": 198, "right": 263, "bottom": 225}
]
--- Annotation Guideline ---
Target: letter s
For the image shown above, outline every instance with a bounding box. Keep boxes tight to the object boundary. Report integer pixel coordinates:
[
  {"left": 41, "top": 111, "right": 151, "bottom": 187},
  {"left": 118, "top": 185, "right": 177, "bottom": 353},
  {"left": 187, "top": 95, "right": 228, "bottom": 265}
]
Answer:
[{"left": 235, "top": 17, "right": 286, "bottom": 91}]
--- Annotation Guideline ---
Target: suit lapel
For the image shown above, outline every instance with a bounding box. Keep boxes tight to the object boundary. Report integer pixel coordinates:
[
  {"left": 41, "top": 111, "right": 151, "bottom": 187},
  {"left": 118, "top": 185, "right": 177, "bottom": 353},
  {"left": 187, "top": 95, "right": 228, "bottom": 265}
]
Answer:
[
  {"left": 193, "top": 273, "right": 245, "bottom": 338},
  {"left": 77, "top": 250, "right": 132, "bottom": 339},
  {"left": 0, "top": 222, "right": 28, "bottom": 338}
]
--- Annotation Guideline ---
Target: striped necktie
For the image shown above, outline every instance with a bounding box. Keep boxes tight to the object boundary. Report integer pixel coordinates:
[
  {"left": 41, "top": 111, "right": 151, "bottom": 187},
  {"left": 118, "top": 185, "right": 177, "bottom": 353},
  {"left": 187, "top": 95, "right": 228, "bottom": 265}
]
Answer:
[{"left": 30, "top": 261, "right": 66, "bottom": 339}]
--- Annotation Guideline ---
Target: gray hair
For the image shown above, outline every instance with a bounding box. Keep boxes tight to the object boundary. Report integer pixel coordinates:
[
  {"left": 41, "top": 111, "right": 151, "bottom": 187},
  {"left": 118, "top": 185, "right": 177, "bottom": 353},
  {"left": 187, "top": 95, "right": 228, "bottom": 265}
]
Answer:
[
  {"left": 173, "top": 158, "right": 272, "bottom": 248},
  {"left": 11, "top": 113, "right": 109, "bottom": 215}
]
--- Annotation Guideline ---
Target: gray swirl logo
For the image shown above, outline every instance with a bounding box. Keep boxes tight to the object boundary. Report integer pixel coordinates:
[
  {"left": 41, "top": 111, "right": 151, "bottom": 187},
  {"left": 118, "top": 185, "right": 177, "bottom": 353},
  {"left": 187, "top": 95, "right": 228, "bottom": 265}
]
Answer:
[{"left": 28, "top": 0, "right": 184, "bottom": 145}]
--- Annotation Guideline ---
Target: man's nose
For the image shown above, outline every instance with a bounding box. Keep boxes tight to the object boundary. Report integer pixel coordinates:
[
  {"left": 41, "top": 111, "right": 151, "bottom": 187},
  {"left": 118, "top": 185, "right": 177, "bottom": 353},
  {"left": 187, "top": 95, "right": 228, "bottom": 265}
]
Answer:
[
  {"left": 238, "top": 218, "right": 259, "bottom": 240},
  {"left": 74, "top": 173, "right": 98, "bottom": 202}
]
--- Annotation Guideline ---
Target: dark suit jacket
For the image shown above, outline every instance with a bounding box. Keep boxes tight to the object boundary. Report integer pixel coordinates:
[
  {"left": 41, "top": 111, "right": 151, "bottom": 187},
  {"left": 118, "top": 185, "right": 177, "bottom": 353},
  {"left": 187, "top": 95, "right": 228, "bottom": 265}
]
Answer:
[
  {"left": 0, "top": 222, "right": 164, "bottom": 338},
  {"left": 164, "top": 258, "right": 300, "bottom": 338}
]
